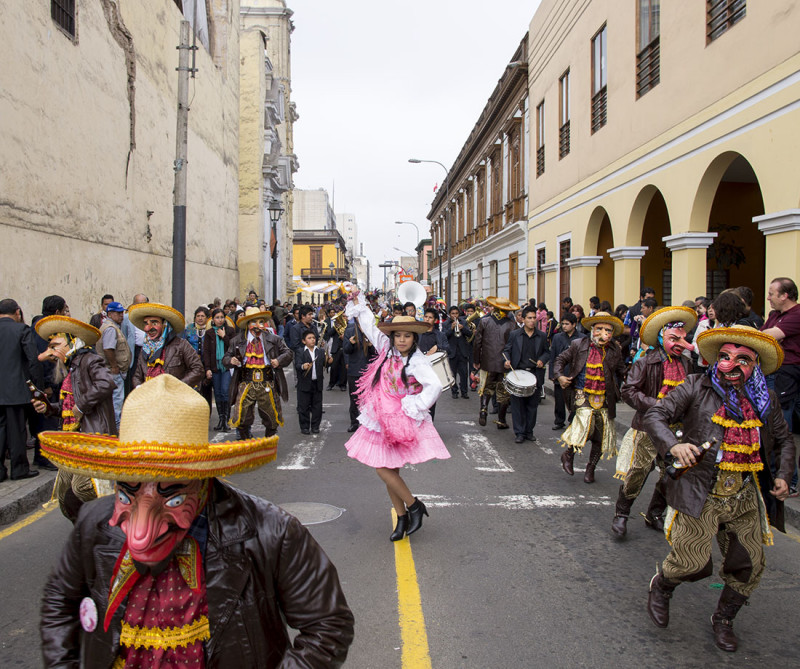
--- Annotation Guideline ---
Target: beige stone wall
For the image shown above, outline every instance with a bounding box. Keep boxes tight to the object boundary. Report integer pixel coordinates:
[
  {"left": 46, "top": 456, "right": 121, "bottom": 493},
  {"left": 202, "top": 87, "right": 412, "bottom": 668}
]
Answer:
[
  {"left": 527, "top": 0, "right": 800, "bottom": 309},
  {"left": 0, "top": 0, "right": 240, "bottom": 319}
]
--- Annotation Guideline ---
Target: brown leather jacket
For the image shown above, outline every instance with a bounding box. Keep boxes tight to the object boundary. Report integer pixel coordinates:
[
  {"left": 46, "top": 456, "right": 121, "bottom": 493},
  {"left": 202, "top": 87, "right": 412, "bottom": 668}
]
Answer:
[
  {"left": 621, "top": 348, "right": 693, "bottom": 430},
  {"left": 224, "top": 331, "right": 293, "bottom": 402},
  {"left": 45, "top": 350, "right": 117, "bottom": 436},
  {"left": 553, "top": 337, "right": 626, "bottom": 419},
  {"left": 472, "top": 315, "right": 516, "bottom": 373},
  {"left": 644, "top": 375, "right": 796, "bottom": 527},
  {"left": 131, "top": 336, "right": 204, "bottom": 388},
  {"left": 40, "top": 480, "right": 354, "bottom": 668}
]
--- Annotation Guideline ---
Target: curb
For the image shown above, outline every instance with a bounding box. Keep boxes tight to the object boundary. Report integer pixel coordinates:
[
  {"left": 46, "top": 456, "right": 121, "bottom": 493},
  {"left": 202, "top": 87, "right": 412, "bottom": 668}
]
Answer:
[{"left": 0, "top": 472, "right": 57, "bottom": 527}]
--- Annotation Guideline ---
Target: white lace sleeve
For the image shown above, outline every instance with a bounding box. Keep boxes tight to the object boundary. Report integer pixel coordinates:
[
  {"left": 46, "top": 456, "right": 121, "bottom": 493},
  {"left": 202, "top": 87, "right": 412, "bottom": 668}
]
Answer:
[
  {"left": 401, "top": 351, "right": 442, "bottom": 422},
  {"left": 345, "top": 300, "right": 388, "bottom": 353}
]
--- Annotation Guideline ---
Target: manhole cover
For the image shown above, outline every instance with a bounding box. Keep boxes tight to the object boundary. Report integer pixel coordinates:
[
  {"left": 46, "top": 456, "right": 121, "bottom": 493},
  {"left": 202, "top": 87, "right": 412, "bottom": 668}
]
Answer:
[{"left": 279, "top": 502, "right": 345, "bottom": 525}]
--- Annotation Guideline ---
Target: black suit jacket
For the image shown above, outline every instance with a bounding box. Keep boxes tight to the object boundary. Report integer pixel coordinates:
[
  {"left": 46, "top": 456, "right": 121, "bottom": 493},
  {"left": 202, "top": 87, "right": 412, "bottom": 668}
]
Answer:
[
  {"left": 0, "top": 318, "right": 43, "bottom": 405},
  {"left": 444, "top": 316, "right": 471, "bottom": 360},
  {"left": 503, "top": 327, "right": 551, "bottom": 372},
  {"left": 295, "top": 347, "right": 326, "bottom": 392}
]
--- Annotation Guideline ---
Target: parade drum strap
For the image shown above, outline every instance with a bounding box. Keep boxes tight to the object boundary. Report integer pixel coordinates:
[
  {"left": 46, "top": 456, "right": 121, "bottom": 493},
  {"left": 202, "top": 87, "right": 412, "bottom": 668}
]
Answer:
[
  {"left": 428, "top": 351, "right": 455, "bottom": 390},
  {"left": 504, "top": 370, "right": 537, "bottom": 397}
]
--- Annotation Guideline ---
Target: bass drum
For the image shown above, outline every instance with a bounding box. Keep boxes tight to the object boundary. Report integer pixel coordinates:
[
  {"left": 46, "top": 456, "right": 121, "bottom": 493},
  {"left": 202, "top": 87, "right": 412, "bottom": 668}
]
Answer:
[
  {"left": 428, "top": 351, "right": 455, "bottom": 391},
  {"left": 504, "top": 369, "right": 537, "bottom": 397}
]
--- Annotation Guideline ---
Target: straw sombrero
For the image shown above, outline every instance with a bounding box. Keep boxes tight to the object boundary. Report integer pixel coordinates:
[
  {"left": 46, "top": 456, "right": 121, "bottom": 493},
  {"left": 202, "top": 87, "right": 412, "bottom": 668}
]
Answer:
[
  {"left": 128, "top": 302, "right": 186, "bottom": 335},
  {"left": 696, "top": 325, "right": 783, "bottom": 375},
  {"left": 486, "top": 296, "right": 520, "bottom": 311},
  {"left": 640, "top": 306, "right": 698, "bottom": 347},
  {"left": 35, "top": 315, "right": 101, "bottom": 347},
  {"left": 236, "top": 306, "right": 273, "bottom": 329},
  {"left": 377, "top": 315, "right": 432, "bottom": 334},
  {"left": 581, "top": 311, "right": 624, "bottom": 337},
  {"left": 39, "top": 374, "right": 278, "bottom": 481}
]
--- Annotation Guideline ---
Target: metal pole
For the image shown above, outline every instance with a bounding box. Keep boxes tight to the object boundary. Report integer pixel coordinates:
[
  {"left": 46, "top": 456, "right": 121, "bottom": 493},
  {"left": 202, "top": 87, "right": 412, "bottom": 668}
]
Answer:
[
  {"left": 445, "top": 179, "right": 451, "bottom": 307},
  {"left": 272, "top": 219, "right": 278, "bottom": 303},
  {"left": 172, "top": 20, "right": 191, "bottom": 315}
]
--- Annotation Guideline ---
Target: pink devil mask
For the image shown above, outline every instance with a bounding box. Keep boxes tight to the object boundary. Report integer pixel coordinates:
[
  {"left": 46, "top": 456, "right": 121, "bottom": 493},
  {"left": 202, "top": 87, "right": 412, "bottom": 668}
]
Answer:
[
  {"left": 661, "top": 325, "right": 692, "bottom": 357},
  {"left": 110, "top": 480, "right": 208, "bottom": 566},
  {"left": 716, "top": 343, "right": 758, "bottom": 386}
]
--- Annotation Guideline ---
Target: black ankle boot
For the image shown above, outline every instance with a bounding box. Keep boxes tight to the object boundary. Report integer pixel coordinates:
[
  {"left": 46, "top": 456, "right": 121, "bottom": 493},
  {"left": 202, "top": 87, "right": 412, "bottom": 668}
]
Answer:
[
  {"left": 214, "top": 405, "right": 225, "bottom": 431},
  {"left": 390, "top": 514, "right": 409, "bottom": 542},
  {"left": 648, "top": 570, "right": 679, "bottom": 628},
  {"left": 221, "top": 402, "right": 230, "bottom": 432},
  {"left": 406, "top": 498, "right": 429, "bottom": 535},
  {"left": 496, "top": 403, "right": 509, "bottom": 429},
  {"left": 612, "top": 485, "right": 634, "bottom": 539},
  {"left": 478, "top": 395, "right": 489, "bottom": 426}
]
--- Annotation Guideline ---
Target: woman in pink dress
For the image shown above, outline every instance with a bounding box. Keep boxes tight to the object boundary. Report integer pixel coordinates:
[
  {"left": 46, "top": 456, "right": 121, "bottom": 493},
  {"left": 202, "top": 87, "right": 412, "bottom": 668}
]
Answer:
[{"left": 345, "top": 293, "right": 451, "bottom": 541}]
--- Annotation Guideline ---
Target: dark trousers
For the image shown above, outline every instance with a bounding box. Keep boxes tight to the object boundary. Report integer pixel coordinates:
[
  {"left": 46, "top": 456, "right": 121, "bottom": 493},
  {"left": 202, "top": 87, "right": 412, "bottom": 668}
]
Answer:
[
  {"left": 0, "top": 404, "right": 32, "bottom": 479},
  {"left": 510, "top": 389, "right": 542, "bottom": 438},
  {"left": 327, "top": 350, "right": 347, "bottom": 389},
  {"left": 348, "top": 376, "right": 359, "bottom": 427},
  {"left": 297, "top": 387, "right": 323, "bottom": 431},
  {"left": 552, "top": 382, "right": 575, "bottom": 426},
  {"left": 449, "top": 355, "right": 470, "bottom": 396}
]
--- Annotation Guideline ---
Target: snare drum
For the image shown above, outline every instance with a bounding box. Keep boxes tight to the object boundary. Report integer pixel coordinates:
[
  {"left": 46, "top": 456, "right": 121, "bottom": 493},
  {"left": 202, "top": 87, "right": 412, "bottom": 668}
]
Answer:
[
  {"left": 503, "top": 369, "right": 537, "bottom": 397},
  {"left": 428, "top": 351, "right": 455, "bottom": 390}
]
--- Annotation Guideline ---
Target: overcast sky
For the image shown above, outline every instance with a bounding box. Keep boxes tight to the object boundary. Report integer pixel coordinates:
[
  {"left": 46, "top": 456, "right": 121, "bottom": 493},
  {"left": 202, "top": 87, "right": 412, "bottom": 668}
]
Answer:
[{"left": 290, "top": 0, "right": 542, "bottom": 280}]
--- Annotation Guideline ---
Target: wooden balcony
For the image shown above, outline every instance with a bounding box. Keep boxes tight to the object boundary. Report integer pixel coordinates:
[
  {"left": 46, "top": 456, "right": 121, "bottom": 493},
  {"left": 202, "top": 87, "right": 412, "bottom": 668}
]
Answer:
[{"left": 300, "top": 267, "right": 350, "bottom": 281}]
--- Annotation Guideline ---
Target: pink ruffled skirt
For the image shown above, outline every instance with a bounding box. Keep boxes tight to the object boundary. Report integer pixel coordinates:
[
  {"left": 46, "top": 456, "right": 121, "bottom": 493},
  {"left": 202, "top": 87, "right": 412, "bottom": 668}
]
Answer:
[{"left": 345, "top": 420, "right": 451, "bottom": 469}]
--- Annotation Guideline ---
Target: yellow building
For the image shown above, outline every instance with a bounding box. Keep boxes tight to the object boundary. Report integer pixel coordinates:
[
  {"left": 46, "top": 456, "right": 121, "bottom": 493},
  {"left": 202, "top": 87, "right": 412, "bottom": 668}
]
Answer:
[
  {"left": 0, "top": 0, "right": 241, "bottom": 317},
  {"left": 526, "top": 0, "right": 800, "bottom": 313},
  {"left": 292, "top": 230, "right": 351, "bottom": 303}
]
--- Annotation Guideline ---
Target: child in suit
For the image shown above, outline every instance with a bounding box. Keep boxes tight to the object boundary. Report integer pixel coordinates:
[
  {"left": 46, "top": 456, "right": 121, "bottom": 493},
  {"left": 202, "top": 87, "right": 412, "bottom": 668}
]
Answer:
[{"left": 295, "top": 330, "right": 329, "bottom": 434}]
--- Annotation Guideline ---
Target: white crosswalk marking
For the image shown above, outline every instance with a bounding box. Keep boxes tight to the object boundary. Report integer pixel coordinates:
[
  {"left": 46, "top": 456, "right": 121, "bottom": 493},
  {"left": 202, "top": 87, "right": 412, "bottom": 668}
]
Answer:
[
  {"left": 278, "top": 420, "right": 331, "bottom": 470},
  {"left": 418, "top": 494, "right": 612, "bottom": 509},
  {"left": 459, "top": 433, "right": 514, "bottom": 472}
]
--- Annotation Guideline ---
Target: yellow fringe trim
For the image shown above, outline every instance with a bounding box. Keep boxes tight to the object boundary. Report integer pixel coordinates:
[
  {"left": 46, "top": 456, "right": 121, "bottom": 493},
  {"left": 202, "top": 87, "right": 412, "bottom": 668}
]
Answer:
[
  {"left": 584, "top": 388, "right": 605, "bottom": 395},
  {"left": 229, "top": 382, "right": 251, "bottom": 428},
  {"left": 718, "top": 461, "right": 764, "bottom": 473},
  {"left": 662, "top": 379, "right": 684, "bottom": 387},
  {"left": 147, "top": 358, "right": 165, "bottom": 368},
  {"left": 267, "top": 383, "right": 284, "bottom": 427},
  {"left": 62, "top": 410, "right": 75, "bottom": 417},
  {"left": 112, "top": 657, "right": 125, "bottom": 669},
  {"left": 665, "top": 511, "right": 678, "bottom": 544},
  {"left": 586, "top": 362, "right": 603, "bottom": 368},
  {"left": 245, "top": 352, "right": 265, "bottom": 359},
  {"left": 244, "top": 363, "right": 267, "bottom": 369},
  {"left": 711, "top": 414, "right": 763, "bottom": 429},
  {"left": 62, "top": 422, "right": 79, "bottom": 432},
  {"left": 120, "top": 615, "right": 210, "bottom": 651},
  {"left": 721, "top": 441, "right": 761, "bottom": 455},
  {"left": 585, "top": 374, "right": 603, "bottom": 381}
]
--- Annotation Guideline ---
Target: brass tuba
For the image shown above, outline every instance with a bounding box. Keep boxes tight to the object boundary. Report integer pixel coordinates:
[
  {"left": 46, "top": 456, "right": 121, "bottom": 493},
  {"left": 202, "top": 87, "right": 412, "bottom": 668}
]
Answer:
[
  {"left": 333, "top": 310, "right": 348, "bottom": 337},
  {"left": 464, "top": 309, "right": 481, "bottom": 342},
  {"left": 396, "top": 280, "right": 427, "bottom": 319}
]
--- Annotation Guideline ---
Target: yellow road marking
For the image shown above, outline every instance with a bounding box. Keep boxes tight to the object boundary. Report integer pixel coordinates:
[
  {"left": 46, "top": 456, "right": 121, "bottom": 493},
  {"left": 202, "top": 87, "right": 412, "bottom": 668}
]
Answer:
[
  {"left": 0, "top": 504, "right": 55, "bottom": 542},
  {"left": 392, "top": 509, "right": 432, "bottom": 669},
  {"left": 786, "top": 529, "right": 800, "bottom": 545}
]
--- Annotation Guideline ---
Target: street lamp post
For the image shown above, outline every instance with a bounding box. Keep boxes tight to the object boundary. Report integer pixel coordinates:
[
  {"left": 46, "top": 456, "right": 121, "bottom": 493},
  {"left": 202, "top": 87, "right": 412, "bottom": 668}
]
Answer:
[
  {"left": 436, "top": 243, "right": 445, "bottom": 299},
  {"left": 267, "top": 198, "right": 284, "bottom": 304},
  {"left": 409, "top": 158, "right": 451, "bottom": 305},
  {"left": 394, "top": 221, "right": 420, "bottom": 246}
]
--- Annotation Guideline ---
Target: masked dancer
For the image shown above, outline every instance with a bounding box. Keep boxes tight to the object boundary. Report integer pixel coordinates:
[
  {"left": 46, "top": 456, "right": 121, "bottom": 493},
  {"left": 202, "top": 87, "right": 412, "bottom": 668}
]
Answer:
[
  {"left": 32, "top": 316, "right": 116, "bottom": 521},
  {"left": 554, "top": 311, "right": 626, "bottom": 483},
  {"left": 39, "top": 374, "right": 353, "bottom": 667},
  {"left": 644, "top": 326, "right": 794, "bottom": 652},
  {"left": 613, "top": 306, "right": 696, "bottom": 538}
]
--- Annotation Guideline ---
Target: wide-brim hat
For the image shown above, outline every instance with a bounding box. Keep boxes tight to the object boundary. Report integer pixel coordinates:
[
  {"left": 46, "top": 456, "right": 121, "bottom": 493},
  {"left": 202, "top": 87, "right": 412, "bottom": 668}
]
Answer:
[
  {"left": 39, "top": 374, "right": 277, "bottom": 481},
  {"left": 486, "top": 296, "right": 520, "bottom": 311},
  {"left": 377, "top": 315, "right": 432, "bottom": 334},
  {"left": 581, "top": 311, "right": 624, "bottom": 337},
  {"left": 236, "top": 306, "right": 273, "bottom": 329},
  {"left": 35, "top": 315, "right": 101, "bottom": 347},
  {"left": 696, "top": 325, "right": 783, "bottom": 375},
  {"left": 640, "top": 306, "right": 698, "bottom": 347},
  {"left": 128, "top": 302, "right": 186, "bottom": 335}
]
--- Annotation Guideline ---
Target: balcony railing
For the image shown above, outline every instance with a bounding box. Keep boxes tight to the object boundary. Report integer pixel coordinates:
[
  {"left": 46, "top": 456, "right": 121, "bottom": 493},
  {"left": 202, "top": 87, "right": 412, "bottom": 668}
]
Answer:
[
  {"left": 636, "top": 37, "right": 660, "bottom": 97},
  {"left": 559, "top": 121, "right": 570, "bottom": 158},
  {"left": 536, "top": 145, "right": 545, "bottom": 177},
  {"left": 300, "top": 267, "right": 350, "bottom": 281},
  {"left": 591, "top": 86, "right": 607, "bottom": 134}
]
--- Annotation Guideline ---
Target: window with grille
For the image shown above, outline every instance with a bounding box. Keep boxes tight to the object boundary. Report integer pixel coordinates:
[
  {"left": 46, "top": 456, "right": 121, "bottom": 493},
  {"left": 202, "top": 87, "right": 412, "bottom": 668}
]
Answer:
[
  {"left": 591, "top": 25, "right": 608, "bottom": 133},
  {"left": 707, "top": 0, "right": 745, "bottom": 43},
  {"left": 52, "top": 0, "right": 76, "bottom": 39},
  {"left": 636, "top": 0, "right": 660, "bottom": 97},
  {"left": 536, "top": 101, "right": 545, "bottom": 177},
  {"left": 536, "top": 248, "right": 546, "bottom": 306},
  {"left": 559, "top": 70, "right": 570, "bottom": 158},
  {"left": 559, "top": 241, "right": 571, "bottom": 308}
]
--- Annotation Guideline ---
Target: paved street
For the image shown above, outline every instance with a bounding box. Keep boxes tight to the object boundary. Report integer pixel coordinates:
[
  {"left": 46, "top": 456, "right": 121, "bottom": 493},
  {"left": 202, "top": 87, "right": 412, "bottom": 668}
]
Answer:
[{"left": 1, "top": 376, "right": 799, "bottom": 668}]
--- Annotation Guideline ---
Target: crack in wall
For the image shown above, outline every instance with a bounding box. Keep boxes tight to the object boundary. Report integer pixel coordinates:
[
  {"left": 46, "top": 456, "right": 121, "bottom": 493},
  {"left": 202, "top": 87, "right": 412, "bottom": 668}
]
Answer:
[{"left": 100, "top": 0, "right": 136, "bottom": 185}]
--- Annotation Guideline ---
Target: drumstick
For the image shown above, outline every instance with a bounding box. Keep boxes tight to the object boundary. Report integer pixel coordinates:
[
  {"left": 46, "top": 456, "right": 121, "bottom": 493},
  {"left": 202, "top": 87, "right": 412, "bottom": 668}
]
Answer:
[{"left": 502, "top": 352, "right": 515, "bottom": 372}]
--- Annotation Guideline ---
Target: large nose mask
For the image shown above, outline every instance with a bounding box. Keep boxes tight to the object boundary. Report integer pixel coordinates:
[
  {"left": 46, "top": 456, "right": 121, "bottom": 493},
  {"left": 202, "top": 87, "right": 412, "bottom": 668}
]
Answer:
[{"left": 716, "top": 343, "right": 758, "bottom": 384}]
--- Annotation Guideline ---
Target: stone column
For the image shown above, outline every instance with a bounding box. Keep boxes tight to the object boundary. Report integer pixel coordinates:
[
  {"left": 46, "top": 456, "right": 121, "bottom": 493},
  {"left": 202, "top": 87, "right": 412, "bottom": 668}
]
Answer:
[
  {"left": 608, "top": 247, "right": 648, "bottom": 306},
  {"left": 754, "top": 210, "right": 800, "bottom": 301},
  {"left": 565, "top": 255, "right": 603, "bottom": 306},
  {"left": 662, "top": 233, "right": 718, "bottom": 302}
]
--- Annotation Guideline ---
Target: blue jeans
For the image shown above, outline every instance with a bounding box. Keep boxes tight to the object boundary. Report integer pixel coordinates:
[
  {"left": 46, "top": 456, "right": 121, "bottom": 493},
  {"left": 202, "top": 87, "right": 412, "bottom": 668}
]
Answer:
[
  {"left": 212, "top": 370, "right": 232, "bottom": 406},
  {"left": 112, "top": 373, "right": 125, "bottom": 430}
]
